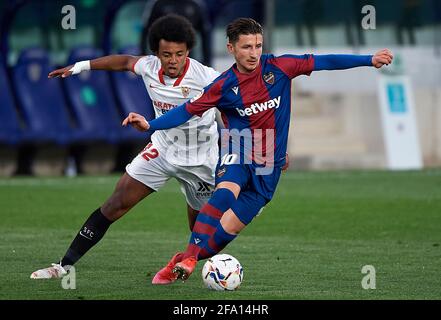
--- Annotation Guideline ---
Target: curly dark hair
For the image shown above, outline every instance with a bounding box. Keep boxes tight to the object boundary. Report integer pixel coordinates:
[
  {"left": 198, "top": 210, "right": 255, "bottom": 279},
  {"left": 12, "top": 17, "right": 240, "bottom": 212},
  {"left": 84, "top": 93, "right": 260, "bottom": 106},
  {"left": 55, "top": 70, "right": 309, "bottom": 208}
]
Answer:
[
  {"left": 226, "top": 18, "right": 263, "bottom": 44},
  {"left": 148, "top": 14, "right": 196, "bottom": 53}
]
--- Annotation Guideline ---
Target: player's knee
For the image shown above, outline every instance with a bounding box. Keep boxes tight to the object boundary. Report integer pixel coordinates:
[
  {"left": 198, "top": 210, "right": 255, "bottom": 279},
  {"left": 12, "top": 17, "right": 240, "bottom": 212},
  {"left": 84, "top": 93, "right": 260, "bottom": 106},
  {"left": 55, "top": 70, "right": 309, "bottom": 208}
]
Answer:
[
  {"left": 221, "top": 220, "right": 244, "bottom": 235},
  {"left": 222, "top": 225, "right": 238, "bottom": 235},
  {"left": 215, "top": 182, "right": 241, "bottom": 198},
  {"left": 209, "top": 188, "right": 237, "bottom": 213},
  {"left": 220, "top": 209, "right": 246, "bottom": 235}
]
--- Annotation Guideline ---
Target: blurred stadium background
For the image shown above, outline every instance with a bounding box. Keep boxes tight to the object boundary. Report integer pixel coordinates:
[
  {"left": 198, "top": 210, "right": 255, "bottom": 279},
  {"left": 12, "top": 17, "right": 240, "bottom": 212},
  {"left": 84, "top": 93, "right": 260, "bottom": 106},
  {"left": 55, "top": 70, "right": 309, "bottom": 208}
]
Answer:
[{"left": 1, "top": 0, "right": 440, "bottom": 176}]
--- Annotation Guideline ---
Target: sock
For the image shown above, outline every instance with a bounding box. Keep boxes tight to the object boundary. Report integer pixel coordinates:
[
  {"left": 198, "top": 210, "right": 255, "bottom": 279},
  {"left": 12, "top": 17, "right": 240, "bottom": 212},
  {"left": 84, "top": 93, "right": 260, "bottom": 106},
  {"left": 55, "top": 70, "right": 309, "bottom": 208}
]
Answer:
[
  {"left": 198, "top": 223, "right": 237, "bottom": 260},
  {"left": 60, "top": 208, "right": 113, "bottom": 267},
  {"left": 183, "top": 188, "right": 236, "bottom": 260}
]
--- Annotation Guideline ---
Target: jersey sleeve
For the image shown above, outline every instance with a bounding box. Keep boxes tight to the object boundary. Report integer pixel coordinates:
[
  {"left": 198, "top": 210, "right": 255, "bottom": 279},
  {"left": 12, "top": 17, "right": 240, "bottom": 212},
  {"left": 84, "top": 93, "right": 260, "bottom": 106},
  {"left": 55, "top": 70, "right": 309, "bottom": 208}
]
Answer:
[
  {"left": 269, "top": 54, "right": 315, "bottom": 79},
  {"left": 313, "top": 54, "right": 373, "bottom": 71},
  {"left": 184, "top": 76, "right": 225, "bottom": 117},
  {"left": 132, "top": 55, "right": 155, "bottom": 76}
]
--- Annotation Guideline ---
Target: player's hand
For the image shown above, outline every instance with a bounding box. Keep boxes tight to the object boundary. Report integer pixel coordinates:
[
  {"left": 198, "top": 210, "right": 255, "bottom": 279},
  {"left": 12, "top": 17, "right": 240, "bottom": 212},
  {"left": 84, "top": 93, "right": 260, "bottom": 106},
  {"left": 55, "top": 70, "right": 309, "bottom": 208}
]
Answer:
[
  {"left": 48, "top": 65, "right": 74, "bottom": 78},
  {"left": 372, "top": 49, "right": 393, "bottom": 69},
  {"left": 122, "top": 112, "right": 150, "bottom": 132}
]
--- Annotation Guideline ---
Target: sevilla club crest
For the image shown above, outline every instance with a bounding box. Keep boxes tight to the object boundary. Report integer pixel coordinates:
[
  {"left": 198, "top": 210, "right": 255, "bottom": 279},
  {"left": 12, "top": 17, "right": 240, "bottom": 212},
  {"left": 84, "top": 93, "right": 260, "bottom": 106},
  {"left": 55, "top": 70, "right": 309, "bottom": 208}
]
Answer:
[{"left": 181, "top": 86, "right": 190, "bottom": 98}]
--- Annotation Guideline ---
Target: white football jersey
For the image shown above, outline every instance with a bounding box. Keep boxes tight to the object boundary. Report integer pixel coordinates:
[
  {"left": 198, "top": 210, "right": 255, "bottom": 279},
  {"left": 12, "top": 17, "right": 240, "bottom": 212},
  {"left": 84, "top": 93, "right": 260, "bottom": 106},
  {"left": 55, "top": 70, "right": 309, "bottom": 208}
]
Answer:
[{"left": 133, "top": 56, "right": 220, "bottom": 166}]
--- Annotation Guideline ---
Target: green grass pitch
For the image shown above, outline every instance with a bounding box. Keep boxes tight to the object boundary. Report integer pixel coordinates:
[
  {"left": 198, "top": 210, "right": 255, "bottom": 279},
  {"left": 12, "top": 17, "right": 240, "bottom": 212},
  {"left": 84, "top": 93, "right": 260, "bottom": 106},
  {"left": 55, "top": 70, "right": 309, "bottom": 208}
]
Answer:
[{"left": 0, "top": 169, "right": 440, "bottom": 299}]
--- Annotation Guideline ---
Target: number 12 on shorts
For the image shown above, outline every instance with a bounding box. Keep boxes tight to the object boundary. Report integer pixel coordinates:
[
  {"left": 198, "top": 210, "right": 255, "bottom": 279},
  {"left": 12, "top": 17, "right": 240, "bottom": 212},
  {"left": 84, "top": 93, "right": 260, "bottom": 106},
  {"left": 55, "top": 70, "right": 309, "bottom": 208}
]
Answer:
[{"left": 141, "top": 142, "right": 159, "bottom": 161}]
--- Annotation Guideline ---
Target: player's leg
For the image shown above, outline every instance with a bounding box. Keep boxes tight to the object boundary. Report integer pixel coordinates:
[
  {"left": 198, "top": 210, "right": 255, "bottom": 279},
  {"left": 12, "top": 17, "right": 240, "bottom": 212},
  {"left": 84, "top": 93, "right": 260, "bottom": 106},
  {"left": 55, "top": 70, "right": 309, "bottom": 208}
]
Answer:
[
  {"left": 63, "top": 149, "right": 174, "bottom": 262},
  {"left": 173, "top": 190, "right": 266, "bottom": 280},
  {"left": 182, "top": 181, "right": 240, "bottom": 259},
  {"left": 153, "top": 162, "right": 248, "bottom": 283},
  {"left": 62, "top": 148, "right": 173, "bottom": 265},
  {"left": 178, "top": 170, "right": 215, "bottom": 231},
  {"left": 196, "top": 166, "right": 283, "bottom": 262},
  {"left": 31, "top": 150, "right": 168, "bottom": 279},
  {"left": 101, "top": 173, "right": 154, "bottom": 221},
  {"left": 173, "top": 163, "right": 240, "bottom": 258},
  {"left": 30, "top": 174, "right": 154, "bottom": 279},
  {"left": 152, "top": 208, "right": 200, "bottom": 284},
  {"left": 169, "top": 184, "right": 240, "bottom": 281},
  {"left": 152, "top": 164, "right": 219, "bottom": 284},
  {"left": 187, "top": 205, "right": 198, "bottom": 231},
  {"left": 198, "top": 191, "right": 266, "bottom": 260},
  {"left": 172, "top": 162, "right": 284, "bottom": 281},
  {"left": 60, "top": 173, "right": 154, "bottom": 266},
  {"left": 150, "top": 205, "right": 192, "bottom": 283},
  {"left": 153, "top": 181, "right": 240, "bottom": 284},
  {"left": 179, "top": 161, "right": 249, "bottom": 260}
]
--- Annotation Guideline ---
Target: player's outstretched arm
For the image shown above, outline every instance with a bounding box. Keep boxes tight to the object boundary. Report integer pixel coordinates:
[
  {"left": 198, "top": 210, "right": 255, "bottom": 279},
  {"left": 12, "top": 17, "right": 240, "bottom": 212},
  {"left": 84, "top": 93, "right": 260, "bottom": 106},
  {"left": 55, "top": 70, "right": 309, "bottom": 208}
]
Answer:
[
  {"left": 48, "top": 55, "right": 141, "bottom": 78},
  {"left": 122, "top": 106, "right": 194, "bottom": 132},
  {"left": 137, "top": 77, "right": 223, "bottom": 132},
  {"left": 313, "top": 49, "right": 393, "bottom": 71}
]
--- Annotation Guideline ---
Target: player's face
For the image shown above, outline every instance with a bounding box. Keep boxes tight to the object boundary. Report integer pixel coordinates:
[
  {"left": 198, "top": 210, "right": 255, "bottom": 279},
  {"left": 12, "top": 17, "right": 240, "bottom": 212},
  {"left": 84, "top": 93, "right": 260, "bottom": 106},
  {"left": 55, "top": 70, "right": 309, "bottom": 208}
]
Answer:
[
  {"left": 157, "top": 40, "right": 189, "bottom": 78},
  {"left": 228, "top": 33, "right": 263, "bottom": 74}
]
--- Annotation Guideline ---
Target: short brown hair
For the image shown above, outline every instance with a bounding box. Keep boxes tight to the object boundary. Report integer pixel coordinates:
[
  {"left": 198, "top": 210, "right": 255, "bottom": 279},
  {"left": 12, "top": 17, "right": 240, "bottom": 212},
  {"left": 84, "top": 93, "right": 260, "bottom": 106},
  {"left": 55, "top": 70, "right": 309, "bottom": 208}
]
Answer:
[{"left": 226, "top": 18, "right": 263, "bottom": 44}]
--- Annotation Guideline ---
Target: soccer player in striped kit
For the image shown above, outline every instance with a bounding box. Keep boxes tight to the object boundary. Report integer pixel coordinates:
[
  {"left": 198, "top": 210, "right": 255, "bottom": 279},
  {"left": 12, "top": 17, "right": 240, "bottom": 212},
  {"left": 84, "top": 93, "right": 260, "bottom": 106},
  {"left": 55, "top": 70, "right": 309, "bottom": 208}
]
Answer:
[{"left": 124, "top": 18, "right": 393, "bottom": 283}]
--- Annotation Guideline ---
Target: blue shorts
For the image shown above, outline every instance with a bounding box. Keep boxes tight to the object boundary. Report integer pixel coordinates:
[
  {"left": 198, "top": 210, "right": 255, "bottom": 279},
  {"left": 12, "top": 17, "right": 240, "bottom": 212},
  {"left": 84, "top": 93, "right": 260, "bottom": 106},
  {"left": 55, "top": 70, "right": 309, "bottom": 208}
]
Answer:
[{"left": 214, "top": 161, "right": 282, "bottom": 225}]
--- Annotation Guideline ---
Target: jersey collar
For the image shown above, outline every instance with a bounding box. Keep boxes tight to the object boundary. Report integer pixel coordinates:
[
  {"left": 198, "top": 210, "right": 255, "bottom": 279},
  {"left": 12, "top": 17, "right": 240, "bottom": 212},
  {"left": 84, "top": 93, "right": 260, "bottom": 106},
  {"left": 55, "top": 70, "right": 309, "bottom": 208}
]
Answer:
[{"left": 157, "top": 57, "right": 190, "bottom": 87}]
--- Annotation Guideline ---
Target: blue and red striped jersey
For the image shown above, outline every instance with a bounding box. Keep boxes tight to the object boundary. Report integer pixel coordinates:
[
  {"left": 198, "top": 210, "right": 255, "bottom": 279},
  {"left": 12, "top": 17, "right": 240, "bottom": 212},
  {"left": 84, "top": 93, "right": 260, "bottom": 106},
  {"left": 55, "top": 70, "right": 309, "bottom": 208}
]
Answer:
[{"left": 184, "top": 53, "right": 315, "bottom": 167}]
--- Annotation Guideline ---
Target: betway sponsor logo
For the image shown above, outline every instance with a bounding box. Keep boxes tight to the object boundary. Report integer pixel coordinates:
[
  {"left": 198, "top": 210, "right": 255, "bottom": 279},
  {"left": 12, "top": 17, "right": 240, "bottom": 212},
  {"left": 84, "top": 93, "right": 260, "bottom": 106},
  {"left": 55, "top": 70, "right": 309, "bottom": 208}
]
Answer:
[{"left": 236, "top": 96, "right": 281, "bottom": 117}]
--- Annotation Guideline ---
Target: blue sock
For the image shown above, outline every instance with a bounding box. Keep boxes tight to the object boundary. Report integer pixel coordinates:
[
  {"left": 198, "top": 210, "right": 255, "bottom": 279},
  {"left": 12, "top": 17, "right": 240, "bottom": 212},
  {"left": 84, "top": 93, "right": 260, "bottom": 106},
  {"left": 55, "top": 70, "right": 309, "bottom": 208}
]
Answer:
[
  {"left": 198, "top": 223, "right": 237, "bottom": 260},
  {"left": 184, "top": 188, "right": 236, "bottom": 259}
]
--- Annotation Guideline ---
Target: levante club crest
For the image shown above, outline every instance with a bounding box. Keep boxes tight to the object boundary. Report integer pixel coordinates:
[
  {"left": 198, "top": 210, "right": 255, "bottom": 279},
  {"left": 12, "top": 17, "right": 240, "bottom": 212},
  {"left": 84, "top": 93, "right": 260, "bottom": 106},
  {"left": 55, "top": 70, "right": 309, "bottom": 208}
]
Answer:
[
  {"left": 217, "top": 167, "right": 226, "bottom": 178},
  {"left": 263, "top": 72, "right": 275, "bottom": 85}
]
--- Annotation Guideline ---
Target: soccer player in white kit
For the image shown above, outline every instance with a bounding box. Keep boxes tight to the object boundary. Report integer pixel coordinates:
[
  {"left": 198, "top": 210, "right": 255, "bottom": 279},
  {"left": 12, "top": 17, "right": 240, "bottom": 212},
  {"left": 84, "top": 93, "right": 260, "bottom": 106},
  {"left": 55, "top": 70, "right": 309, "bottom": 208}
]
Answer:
[{"left": 30, "top": 15, "right": 221, "bottom": 284}]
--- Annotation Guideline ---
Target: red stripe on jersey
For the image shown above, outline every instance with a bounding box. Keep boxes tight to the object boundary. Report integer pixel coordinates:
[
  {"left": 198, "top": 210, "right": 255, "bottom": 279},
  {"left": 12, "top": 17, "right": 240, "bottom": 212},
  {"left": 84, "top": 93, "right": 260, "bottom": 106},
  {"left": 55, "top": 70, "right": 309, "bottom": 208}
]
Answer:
[
  {"left": 268, "top": 55, "right": 315, "bottom": 79},
  {"left": 173, "top": 58, "right": 190, "bottom": 87},
  {"left": 185, "top": 77, "right": 227, "bottom": 117},
  {"left": 193, "top": 221, "right": 216, "bottom": 235},
  {"left": 158, "top": 67, "right": 166, "bottom": 85},
  {"left": 157, "top": 58, "right": 190, "bottom": 86},
  {"left": 131, "top": 57, "right": 142, "bottom": 74},
  {"left": 233, "top": 66, "right": 275, "bottom": 165}
]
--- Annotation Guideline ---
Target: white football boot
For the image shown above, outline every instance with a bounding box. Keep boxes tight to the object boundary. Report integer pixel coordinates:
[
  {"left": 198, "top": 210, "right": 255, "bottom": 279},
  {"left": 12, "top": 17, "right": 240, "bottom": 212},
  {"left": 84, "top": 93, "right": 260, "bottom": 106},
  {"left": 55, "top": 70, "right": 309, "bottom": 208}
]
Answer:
[{"left": 30, "top": 263, "right": 68, "bottom": 279}]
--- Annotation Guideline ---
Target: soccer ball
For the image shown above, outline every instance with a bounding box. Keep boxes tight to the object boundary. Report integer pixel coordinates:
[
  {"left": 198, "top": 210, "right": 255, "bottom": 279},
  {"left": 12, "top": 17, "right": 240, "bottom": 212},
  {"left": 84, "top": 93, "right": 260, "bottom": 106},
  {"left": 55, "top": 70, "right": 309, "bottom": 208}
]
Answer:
[{"left": 201, "top": 254, "right": 243, "bottom": 291}]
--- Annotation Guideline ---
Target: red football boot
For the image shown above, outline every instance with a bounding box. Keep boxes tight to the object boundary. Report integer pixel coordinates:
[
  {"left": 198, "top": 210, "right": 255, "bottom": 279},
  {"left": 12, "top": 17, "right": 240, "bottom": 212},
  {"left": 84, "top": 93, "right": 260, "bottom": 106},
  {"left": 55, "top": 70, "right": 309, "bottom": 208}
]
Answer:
[
  {"left": 151, "top": 252, "right": 183, "bottom": 285},
  {"left": 172, "top": 256, "right": 198, "bottom": 281}
]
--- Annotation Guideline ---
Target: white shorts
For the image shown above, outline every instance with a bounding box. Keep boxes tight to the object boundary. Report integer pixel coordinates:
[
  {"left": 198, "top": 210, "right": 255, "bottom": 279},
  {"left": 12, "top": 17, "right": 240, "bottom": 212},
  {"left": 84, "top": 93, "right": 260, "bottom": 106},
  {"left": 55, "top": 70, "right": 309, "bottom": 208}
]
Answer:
[{"left": 125, "top": 143, "right": 215, "bottom": 211}]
